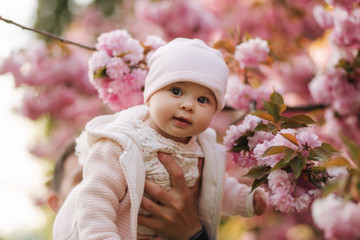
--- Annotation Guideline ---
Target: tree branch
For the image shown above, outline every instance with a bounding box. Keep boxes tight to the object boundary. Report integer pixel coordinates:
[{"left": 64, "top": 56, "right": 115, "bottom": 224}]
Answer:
[
  {"left": 286, "top": 104, "right": 327, "bottom": 112},
  {"left": 224, "top": 103, "right": 327, "bottom": 113},
  {"left": 225, "top": 103, "right": 328, "bottom": 125},
  {"left": 0, "top": 15, "right": 96, "bottom": 51}
]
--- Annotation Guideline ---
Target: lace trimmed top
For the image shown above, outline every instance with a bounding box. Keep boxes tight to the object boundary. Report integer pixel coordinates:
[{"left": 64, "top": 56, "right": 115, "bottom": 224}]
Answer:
[
  {"left": 135, "top": 120, "right": 204, "bottom": 190},
  {"left": 135, "top": 120, "right": 204, "bottom": 238}
]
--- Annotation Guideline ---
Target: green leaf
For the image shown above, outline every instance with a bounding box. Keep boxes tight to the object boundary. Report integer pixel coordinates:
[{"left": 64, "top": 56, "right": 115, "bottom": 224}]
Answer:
[
  {"left": 320, "top": 156, "right": 350, "bottom": 168},
  {"left": 287, "top": 114, "right": 317, "bottom": 124},
  {"left": 254, "top": 123, "right": 268, "bottom": 131},
  {"left": 93, "top": 66, "right": 107, "bottom": 78},
  {"left": 213, "top": 39, "right": 236, "bottom": 54},
  {"left": 310, "top": 146, "right": 332, "bottom": 162},
  {"left": 269, "top": 148, "right": 297, "bottom": 173},
  {"left": 281, "top": 120, "right": 308, "bottom": 129},
  {"left": 263, "top": 100, "right": 280, "bottom": 122},
  {"left": 230, "top": 144, "right": 249, "bottom": 153},
  {"left": 270, "top": 158, "right": 290, "bottom": 172},
  {"left": 243, "top": 166, "right": 271, "bottom": 179},
  {"left": 321, "top": 142, "right": 339, "bottom": 154},
  {"left": 283, "top": 148, "right": 297, "bottom": 163},
  {"left": 270, "top": 90, "right": 284, "bottom": 105},
  {"left": 335, "top": 59, "right": 352, "bottom": 72},
  {"left": 262, "top": 146, "right": 288, "bottom": 156},
  {"left": 252, "top": 111, "right": 275, "bottom": 122},
  {"left": 280, "top": 133, "right": 299, "bottom": 146},
  {"left": 353, "top": 50, "right": 360, "bottom": 68},
  {"left": 230, "top": 132, "right": 254, "bottom": 152},
  {"left": 341, "top": 134, "right": 360, "bottom": 166},
  {"left": 290, "top": 155, "right": 307, "bottom": 179},
  {"left": 268, "top": 123, "right": 276, "bottom": 131},
  {"left": 321, "top": 181, "right": 340, "bottom": 197},
  {"left": 250, "top": 177, "right": 268, "bottom": 193},
  {"left": 279, "top": 104, "right": 287, "bottom": 114}
]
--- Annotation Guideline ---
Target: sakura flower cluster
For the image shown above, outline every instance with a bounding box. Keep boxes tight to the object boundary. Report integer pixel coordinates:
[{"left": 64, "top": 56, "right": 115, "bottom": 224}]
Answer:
[
  {"left": 310, "top": 2, "right": 360, "bottom": 152},
  {"left": 224, "top": 119, "right": 324, "bottom": 213},
  {"left": 313, "top": 4, "right": 360, "bottom": 48},
  {"left": 134, "top": 0, "right": 217, "bottom": 41},
  {"left": 309, "top": 66, "right": 360, "bottom": 117},
  {"left": 89, "top": 30, "right": 166, "bottom": 111},
  {"left": 225, "top": 75, "right": 271, "bottom": 111},
  {"left": 312, "top": 194, "right": 360, "bottom": 240},
  {"left": 234, "top": 37, "right": 270, "bottom": 69},
  {"left": 0, "top": 40, "right": 105, "bottom": 158},
  {"left": 222, "top": 37, "right": 271, "bottom": 111},
  {"left": 0, "top": 41, "right": 103, "bottom": 123},
  {"left": 224, "top": 91, "right": 333, "bottom": 213}
]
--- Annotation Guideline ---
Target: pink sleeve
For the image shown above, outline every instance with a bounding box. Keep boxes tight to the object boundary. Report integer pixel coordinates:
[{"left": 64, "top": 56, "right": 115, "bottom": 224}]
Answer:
[
  {"left": 221, "top": 174, "right": 256, "bottom": 217},
  {"left": 77, "top": 139, "right": 127, "bottom": 239}
]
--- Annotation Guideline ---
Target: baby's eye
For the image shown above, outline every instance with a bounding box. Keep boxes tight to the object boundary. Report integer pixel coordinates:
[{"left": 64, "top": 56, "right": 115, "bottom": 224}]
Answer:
[
  {"left": 197, "top": 96, "right": 209, "bottom": 104},
  {"left": 170, "top": 87, "right": 182, "bottom": 96}
]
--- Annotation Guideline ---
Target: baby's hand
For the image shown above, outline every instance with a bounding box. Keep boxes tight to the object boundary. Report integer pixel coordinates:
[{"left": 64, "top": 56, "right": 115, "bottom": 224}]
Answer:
[{"left": 253, "top": 191, "right": 267, "bottom": 215}]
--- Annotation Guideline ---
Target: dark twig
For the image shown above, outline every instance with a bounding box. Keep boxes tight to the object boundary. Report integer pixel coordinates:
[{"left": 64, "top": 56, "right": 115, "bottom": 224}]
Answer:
[
  {"left": 0, "top": 15, "right": 96, "bottom": 51},
  {"left": 225, "top": 103, "right": 328, "bottom": 125},
  {"left": 285, "top": 104, "right": 327, "bottom": 112}
]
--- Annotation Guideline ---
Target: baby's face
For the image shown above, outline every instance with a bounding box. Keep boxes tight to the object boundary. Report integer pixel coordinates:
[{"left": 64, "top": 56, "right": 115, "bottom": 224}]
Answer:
[{"left": 146, "top": 81, "right": 217, "bottom": 143}]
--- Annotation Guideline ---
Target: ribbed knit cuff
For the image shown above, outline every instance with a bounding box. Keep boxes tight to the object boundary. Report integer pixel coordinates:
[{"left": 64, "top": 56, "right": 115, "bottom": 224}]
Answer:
[{"left": 245, "top": 191, "right": 255, "bottom": 217}]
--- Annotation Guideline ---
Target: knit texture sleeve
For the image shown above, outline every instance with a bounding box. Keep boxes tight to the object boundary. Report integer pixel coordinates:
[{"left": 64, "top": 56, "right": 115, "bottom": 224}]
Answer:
[
  {"left": 77, "top": 138, "right": 127, "bottom": 239},
  {"left": 221, "top": 174, "right": 256, "bottom": 217}
]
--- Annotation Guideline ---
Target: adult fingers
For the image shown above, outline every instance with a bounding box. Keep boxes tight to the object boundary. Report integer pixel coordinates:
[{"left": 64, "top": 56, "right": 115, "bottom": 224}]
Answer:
[
  {"left": 138, "top": 213, "right": 162, "bottom": 232},
  {"left": 143, "top": 179, "right": 173, "bottom": 205},
  {"left": 158, "top": 152, "right": 187, "bottom": 191}
]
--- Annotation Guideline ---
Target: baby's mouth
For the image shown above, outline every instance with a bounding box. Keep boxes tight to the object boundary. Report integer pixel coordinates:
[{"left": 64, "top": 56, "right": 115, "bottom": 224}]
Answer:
[{"left": 173, "top": 117, "right": 191, "bottom": 124}]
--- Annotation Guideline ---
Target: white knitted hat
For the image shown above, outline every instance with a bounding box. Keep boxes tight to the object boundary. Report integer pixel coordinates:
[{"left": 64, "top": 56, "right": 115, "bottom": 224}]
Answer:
[{"left": 143, "top": 38, "right": 229, "bottom": 112}]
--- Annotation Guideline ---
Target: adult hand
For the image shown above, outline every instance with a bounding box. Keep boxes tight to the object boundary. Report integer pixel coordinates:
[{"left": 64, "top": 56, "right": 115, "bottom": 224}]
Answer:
[
  {"left": 138, "top": 152, "right": 203, "bottom": 240},
  {"left": 253, "top": 191, "right": 267, "bottom": 216}
]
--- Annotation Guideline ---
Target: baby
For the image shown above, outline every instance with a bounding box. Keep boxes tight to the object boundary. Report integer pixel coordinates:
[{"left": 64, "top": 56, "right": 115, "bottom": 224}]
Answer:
[{"left": 53, "top": 38, "right": 266, "bottom": 240}]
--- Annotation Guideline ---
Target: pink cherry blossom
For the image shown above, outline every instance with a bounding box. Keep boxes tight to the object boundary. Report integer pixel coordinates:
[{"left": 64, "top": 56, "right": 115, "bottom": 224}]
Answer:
[
  {"left": 105, "top": 57, "right": 130, "bottom": 80},
  {"left": 267, "top": 170, "right": 294, "bottom": 213},
  {"left": 134, "top": 0, "right": 217, "bottom": 41},
  {"left": 325, "top": 0, "right": 359, "bottom": 11},
  {"left": 96, "top": 29, "right": 144, "bottom": 65},
  {"left": 296, "top": 131, "right": 322, "bottom": 157},
  {"left": 231, "top": 152, "right": 258, "bottom": 168},
  {"left": 313, "top": 5, "right": 334, "bottom": 29},
  {"left": 130, "top": 68, "right": 148, "bottom": 89},
  {"left": 89, "top": 29, "right": 150, "bottom": 112},
  {"left": 143, "top": 35, "right": 167, "bottom": 62},
  {"left": 223, "top": 125, "right": 245, "bottom": 150},
  {"left": 253, "top": 129, "right": 299, "bottom": 167},
  {"left": 88, "top": 50, "right": 111, "bottom": 72},
  {"left": 268, "top": 170, "right": 317, "bottom": 213},
  {"left": 332, "top": 8, "right": 360, "bottom": 48},
  {"left": 234, "top": 37, "right": 270, "bottom": 69},
  {"left": 268, "top": 169, "right": 292, "bottom": 192},
  {"left": 269, "top": 191, "right": 295, "bottom": 213},
  {"left": 321, "top": 109, "right": 360, "bottom": 151},
  {"left": 294, "top": 193, "right": 312, "bottom": 212},
  {"left": 248, "top": 131, "right": 274, "bottom": 150},
  {"left": 312, "top": 194, "right": 360, "bottom": 239},
  {"left": 225, "top": 75, "right": 271, "bottom": 111},
  {"left": 223, "top": 114, "right": 263, "bottom": 150},
  {"left": 309, "top": 66, "right": 360, "bottom": 116},
  {"left": 309, "top": 67, "right": 345, "bottom": 105}
]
